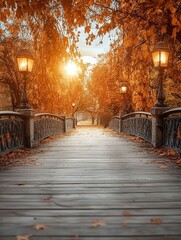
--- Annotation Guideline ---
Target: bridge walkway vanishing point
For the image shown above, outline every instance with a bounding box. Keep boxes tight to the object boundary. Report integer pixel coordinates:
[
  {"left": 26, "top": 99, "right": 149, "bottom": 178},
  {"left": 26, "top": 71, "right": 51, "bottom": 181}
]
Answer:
[{"left": 0, "top": 126, "right": 181, "bottom": 240}]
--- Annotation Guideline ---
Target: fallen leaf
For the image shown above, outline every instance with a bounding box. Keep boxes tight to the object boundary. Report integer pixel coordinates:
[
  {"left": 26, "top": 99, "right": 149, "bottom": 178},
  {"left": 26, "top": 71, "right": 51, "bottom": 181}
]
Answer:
[
  {"left": 167, "top": 149, "right": 177, "bottom": 156},
  {"left": 156, "top": 148, "right": 165, "bottom": 154},
  {"left": 35, "top": 224, "right": 47, "bottom": 230},
  {"left": 159, "top": 153, "right": 166, "bottom": 156},
  {"left": 42, "top": 195, "right": 52, "bottom": 201},
  {"left": 151, "top": 217, "right": 161, "bottom": 224},
  {"left": 91, "top": 219, "right": 106, "bottom": 228},
  {"left": 160, "top": 165, "right": 168, "bottom": 170},
  {"left": 122, "top": 210, "right": 132, "bottom": 216},
  {"left": 16, "top": 235, "right": 30, "bottom": 240},
  {"left": 34, "top": 163, "right": 41, "bottom": 166},
  {"left": 16, "top": 182, "right": 26, "bottom": 186},
  {"left": 174, "top": 159, "right": 181, "bottom": 164}
]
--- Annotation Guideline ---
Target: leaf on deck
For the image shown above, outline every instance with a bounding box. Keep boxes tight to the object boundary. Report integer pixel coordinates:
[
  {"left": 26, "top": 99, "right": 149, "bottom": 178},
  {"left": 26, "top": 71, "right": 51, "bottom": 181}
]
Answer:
[
  {"left": 122, "top": 210, "right": 132, "bottom": 216},
  {"left": 42, "top": 195, "right": 52, "bottom": 201},
  {"left": 35, "top": 224, "right": 47, "bottom": 230},
  {"left": 151, "top": 217, "right": 161, "bottom": 224},
  {"left": 91, "top": 219, "right": 106, "bottom": 228},
  {"left": 16, "top": 182, "right": 26, "bottom": 186},
  {"left": 160, "top": 165, "right": 169, "bottom": 170}
]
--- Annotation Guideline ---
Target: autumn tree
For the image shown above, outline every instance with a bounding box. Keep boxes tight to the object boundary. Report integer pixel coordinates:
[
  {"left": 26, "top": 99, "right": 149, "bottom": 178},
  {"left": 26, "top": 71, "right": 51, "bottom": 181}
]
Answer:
[
  {"left": 0, "top": 0, "right": 86, "bottom": 113},
  {"left": 0, "top": 0, "right": 180, "bottom": 114},
  {"left": 85, "top": 0, "right": 181, "bottom": 112}
]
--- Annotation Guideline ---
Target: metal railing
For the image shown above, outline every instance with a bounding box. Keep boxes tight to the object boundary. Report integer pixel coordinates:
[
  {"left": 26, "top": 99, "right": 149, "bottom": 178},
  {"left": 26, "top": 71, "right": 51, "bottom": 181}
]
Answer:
[
  {"left": 161, "top": 108, "right": 181, "bottom": 152},
  {"left": 109, "top": 112, "right": 152, "bottom": 143},
  {"left": 121, "top": 112, "right": 152, "bottom": 143},
  {"left": 34, "top": 113, "right": 65, "bottom": 142},
  {"left": 0, "top": 111, "right": 76, "bottom": 157},
  {"left": 0, "top": 111, "right": 24, "bottom": 156},
  {"left": 109, "top": 116, "right": 120, "bottom": 132}
]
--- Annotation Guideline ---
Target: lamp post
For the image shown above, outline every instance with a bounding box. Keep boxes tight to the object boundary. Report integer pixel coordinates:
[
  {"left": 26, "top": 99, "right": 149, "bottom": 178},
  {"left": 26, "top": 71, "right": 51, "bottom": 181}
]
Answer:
[
  {"left": 16, "top": 49, "right": 34, "bottom": 109},
  {"left": 120, "top": 82, "right": 127, "bottom": 114},
  {"left": 72, "top": 102, "right": 75, "bottom": 117},
  {"left": 152, "top": 40, "right": 170, "bottom": 107}
]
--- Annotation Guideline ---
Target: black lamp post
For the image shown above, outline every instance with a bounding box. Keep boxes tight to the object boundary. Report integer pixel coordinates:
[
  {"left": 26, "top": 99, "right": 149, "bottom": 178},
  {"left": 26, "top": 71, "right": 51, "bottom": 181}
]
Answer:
[
  {"left": 120, "top": 82, "right": 127, "bottom": 114},
  {"left": 16, "top": 49, "right": 34, "bottom": 109},
  {"left": 152, "top": 40, "right": 170, "bottom": 107}
]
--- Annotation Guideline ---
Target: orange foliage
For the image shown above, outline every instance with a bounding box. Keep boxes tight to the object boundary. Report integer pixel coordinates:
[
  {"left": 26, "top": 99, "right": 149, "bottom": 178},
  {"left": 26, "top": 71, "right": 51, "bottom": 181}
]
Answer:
[{"left": 0, "top": 0, "right": 180, "bottom": 114}]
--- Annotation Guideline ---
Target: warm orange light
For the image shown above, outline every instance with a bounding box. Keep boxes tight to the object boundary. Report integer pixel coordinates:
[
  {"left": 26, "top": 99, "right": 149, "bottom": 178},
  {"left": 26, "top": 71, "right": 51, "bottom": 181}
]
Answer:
[
  {"left": 17, "top": 49, "right": 34, "bottom": 73},
  {"left": 17, "top": 58, "right": 34, "bottom": 72},
  {"left": 120, "top": 83, "right": 127, "bottom": 93},
  {"left": 152, "top": 41, "right": 170, "bottom": 68},
  {"left": 65, "top": 60, "right": 81, "bottom": 76}
]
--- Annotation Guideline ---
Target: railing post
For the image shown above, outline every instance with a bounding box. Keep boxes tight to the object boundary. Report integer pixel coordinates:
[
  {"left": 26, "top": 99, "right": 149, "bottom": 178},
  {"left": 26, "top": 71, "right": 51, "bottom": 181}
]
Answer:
[
  {"left": 63, "top": 116, "right": 67, "bottom": 133},
  {"left": 151, "top": 106, "right": 170, "bottom": 148},
  {"left": 73, "top": 117, "right": 76, "bottom": 128},
  {"left": 18, "top": 109, "right": 35, "bottom": 148}
]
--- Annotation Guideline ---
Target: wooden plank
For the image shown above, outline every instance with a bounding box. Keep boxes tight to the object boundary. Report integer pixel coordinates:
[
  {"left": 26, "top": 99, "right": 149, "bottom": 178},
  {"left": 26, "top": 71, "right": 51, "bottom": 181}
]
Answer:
[{"left": 0, "top": 126, "right": 181, "bottom": 239}]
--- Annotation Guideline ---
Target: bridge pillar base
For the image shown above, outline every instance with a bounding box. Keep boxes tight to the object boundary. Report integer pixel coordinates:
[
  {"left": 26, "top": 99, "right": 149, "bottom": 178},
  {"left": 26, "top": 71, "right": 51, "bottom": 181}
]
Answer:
[
  {"left": 151, "top": 106, "right": 170, "bottom": 148},
  {"left": 17, "top": 109, "right": 35, "bottom": 148}
]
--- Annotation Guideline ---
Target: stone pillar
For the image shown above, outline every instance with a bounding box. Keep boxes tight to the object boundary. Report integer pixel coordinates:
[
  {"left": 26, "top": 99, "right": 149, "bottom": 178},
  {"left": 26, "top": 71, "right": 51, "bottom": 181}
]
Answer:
[
  {"left": 151, "top": 106, "right": 170, "bottom": 148},
  {"left": 18, "top": 109, "right": 35, "bottom": 148}
]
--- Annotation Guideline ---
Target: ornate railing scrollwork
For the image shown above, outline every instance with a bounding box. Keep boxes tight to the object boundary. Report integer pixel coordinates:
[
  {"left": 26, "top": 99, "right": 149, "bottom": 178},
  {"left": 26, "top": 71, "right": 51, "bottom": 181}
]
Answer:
[
  {"left": 162, "top": 108, "right": 181, "bottom": 152},
  {"left": 0, "top": 111, "right": 24, "bottom": 156},
  {"left": 34, "top": 113, "right": 65, "bottom": 142}
]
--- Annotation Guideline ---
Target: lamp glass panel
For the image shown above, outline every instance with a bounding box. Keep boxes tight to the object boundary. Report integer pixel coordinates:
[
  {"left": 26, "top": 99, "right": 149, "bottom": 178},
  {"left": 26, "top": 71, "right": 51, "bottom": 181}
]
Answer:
[
  {"left": 160, "top": 51, "right": 169, "bottom": 67},
  {"left": 152, "top": 51, "right": 159, "bottom": 67},
  {"left": 17, "top": 57, "right": 34, "bottom": 72},
  {"left": 17, "top": 57, "right": 28, "bottom": 72},
  {"left": 27, "top": 59, "right": 34, "bottom": 72},
  {"left": 121, "top": 86, "right": 127, "bottom": 93},
  {"left": 152, "top": 51, "right": 169, "bottom": 67}
]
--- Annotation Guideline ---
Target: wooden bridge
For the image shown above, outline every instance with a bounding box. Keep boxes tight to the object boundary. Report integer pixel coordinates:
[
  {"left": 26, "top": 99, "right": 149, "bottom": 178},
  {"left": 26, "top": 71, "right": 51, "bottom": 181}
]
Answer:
[{"left": 0, "top": 126, "right": 181, "bottom": 239}]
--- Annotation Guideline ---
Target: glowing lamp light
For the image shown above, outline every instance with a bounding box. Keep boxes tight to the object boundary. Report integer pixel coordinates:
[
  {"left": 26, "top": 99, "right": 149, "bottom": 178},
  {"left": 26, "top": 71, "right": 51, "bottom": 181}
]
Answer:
[
  {"left": 152, "top": 41, "right": 170, "bottom": 68},
  {"left": 17, "top": 49, "right": 34, "bottom": 73},
  {"left": 120, "top": 83, "right": 127, "bottom": 94}
]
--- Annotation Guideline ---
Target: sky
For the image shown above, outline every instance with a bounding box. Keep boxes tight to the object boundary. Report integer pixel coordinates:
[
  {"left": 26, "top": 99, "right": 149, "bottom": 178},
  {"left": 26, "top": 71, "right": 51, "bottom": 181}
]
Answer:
[{"left": 76, "top": 27, "right": 114, "bottom": 65}]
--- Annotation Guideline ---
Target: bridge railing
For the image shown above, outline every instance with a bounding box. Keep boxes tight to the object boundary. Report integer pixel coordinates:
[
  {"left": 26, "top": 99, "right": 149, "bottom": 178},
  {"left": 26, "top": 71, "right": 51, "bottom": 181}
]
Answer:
[
  {"left": 121, "top": 112, "right": 152, "bottom": 143},
  {"left": 0, "top": 111, "right": 25, "bottom": 156},
  {"left": 34, "top": 113, "right": 65, "bottom": 143},
  {"left": 109, "top": 108, "right": 181, "bottom": 152},
  {"left": 161, "top": 108, "right": 181, "bottom": 152},
  {"left": 109, "top": 116, "right": 120, "bottom": 132},
  {"left": 0, "top": 110, "right": 75, "bottom": 156},
  {"left": 109, "top": 112, "right": 152, "bottom": 142}
]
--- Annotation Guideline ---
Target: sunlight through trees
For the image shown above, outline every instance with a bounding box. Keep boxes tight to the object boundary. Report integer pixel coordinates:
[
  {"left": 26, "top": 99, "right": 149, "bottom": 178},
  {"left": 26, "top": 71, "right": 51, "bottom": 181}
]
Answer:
[{"left": 0, "top": 0, "right": 180, "bottom": 115}]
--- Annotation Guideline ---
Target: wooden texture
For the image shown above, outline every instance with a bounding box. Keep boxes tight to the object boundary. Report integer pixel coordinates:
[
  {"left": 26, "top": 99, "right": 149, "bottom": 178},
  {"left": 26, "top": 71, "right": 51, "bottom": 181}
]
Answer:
[{"left": 0, "top": 126, "right": 181, "bottom": 239}]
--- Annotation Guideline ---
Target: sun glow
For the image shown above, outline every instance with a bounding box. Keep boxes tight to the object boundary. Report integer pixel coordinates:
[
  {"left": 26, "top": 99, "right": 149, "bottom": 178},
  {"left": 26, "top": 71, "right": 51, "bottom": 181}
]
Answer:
[{"left": 65, "top": 60, "right": 81, "bottom": 76}]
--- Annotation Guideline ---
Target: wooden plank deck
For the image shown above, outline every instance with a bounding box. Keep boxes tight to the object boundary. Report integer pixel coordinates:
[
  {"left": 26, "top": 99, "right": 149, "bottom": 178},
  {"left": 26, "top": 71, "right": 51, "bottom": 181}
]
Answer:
[{"left": 0, "top": 126, "right": 181, "bottom": 239}]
